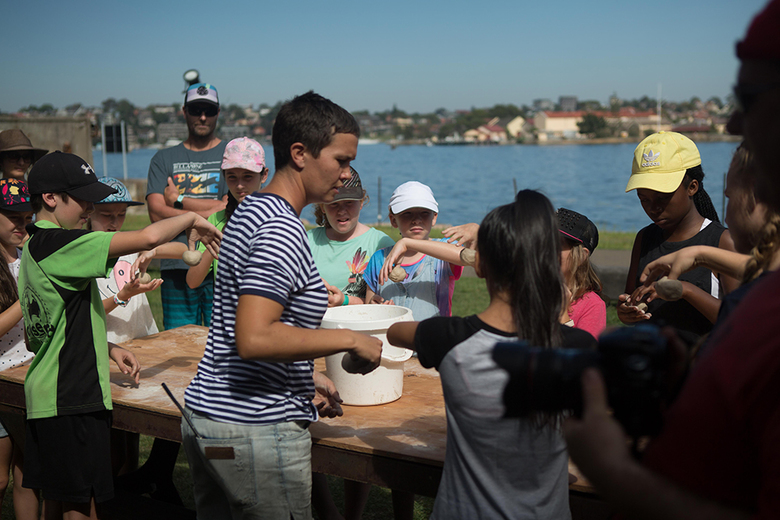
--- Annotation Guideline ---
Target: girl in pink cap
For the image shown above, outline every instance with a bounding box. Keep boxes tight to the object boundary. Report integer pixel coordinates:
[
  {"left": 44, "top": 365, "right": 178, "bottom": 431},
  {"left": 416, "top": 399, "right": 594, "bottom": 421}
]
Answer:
[{"left": 185, "top": 137, "right": 268, "bottom": 288}]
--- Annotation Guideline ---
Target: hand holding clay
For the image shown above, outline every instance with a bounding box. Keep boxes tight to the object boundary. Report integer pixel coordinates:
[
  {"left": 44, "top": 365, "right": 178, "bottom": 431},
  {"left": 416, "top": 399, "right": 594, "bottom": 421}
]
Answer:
[
  {"left": 343, "top": 332, "right": 382, "bottom": 374},
  {"left": 389, "top": 265, "right": 407, "bottom": 283},
  {"left": 182, "top": 250, "right": 203, "bottom": 266},
  {"left": 655, "top": 276, "right": 684, "bottom": 301}
]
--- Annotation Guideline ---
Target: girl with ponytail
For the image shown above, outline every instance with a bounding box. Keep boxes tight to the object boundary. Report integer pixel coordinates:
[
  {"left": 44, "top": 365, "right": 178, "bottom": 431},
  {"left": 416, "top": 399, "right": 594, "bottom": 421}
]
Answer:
[
  {"left": 618, "top": 132, "right": 740, "bottom": 347},
  {"left": 387, "top": 190, "right": 595, "bottom": 519}
]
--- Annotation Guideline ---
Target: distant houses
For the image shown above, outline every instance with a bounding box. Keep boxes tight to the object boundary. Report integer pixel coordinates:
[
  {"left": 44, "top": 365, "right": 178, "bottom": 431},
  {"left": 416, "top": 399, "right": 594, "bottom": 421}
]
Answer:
[{"left": 534, "top": 108, "right": 667, "bottom": 141}]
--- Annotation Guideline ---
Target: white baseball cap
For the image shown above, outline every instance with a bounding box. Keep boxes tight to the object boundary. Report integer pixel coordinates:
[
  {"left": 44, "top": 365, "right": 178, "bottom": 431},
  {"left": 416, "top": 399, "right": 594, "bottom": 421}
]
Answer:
[{"left": 388, "top": 181, "right": 438, "bottom": 214}]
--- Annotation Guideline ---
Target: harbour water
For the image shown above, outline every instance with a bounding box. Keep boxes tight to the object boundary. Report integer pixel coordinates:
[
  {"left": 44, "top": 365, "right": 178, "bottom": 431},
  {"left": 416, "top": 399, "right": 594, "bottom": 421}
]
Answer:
[{"left": 93, "top": 140, "right": 739, "bottom": 232}]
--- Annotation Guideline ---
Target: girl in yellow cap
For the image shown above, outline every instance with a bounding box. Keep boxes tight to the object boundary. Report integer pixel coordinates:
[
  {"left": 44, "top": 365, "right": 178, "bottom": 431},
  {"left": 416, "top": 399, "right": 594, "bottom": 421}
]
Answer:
[{"left": 618, "top": 131, "right": 739, "bottom": 348}]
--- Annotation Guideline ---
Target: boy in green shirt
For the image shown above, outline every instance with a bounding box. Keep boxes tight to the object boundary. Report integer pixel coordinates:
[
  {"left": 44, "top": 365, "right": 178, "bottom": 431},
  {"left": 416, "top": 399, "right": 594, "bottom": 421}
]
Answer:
[{"left": 19, "top": 152, "right": 221, "bottom": 518}]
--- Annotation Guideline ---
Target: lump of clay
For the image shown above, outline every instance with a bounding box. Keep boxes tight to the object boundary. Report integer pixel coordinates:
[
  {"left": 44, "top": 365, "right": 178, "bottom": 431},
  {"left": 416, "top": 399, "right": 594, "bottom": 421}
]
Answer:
[
  {"left": 138, "top": 272, "right": 152, "bottom": 284},
  {"left": 389, "top": 265, "right": 407, "bottom": 283},
  {"left": 182, "top": 250, "right": 203, "bottom": 266},
  {"left": 460, "top": 248, "right": 477, "bottom": 267},
  {"left": 636, "top": 302, "right": 649, "bottom": 313},
  {"left": 655, "top": 276, "right": 683, "bottom": 301}
]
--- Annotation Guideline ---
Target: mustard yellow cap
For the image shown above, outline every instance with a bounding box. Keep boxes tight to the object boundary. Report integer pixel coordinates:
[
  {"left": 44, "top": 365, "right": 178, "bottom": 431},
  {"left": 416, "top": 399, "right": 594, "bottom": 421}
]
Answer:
[{"left": 626, "top": 131, "right": 701, "bottom": 193}]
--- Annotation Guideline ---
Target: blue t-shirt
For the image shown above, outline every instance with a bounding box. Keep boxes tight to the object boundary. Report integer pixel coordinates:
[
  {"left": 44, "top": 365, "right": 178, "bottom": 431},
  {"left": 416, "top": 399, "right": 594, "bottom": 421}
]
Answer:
[{"left": 364, "top": 238, "right": 462, "bottom": 319}]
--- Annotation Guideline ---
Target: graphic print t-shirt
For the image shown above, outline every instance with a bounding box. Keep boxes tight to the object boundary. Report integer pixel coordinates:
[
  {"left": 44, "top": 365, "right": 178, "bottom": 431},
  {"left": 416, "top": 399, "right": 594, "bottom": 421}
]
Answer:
[
  {"left": 146, "top": 141, "right": 228, "bottom": 270},
  {"left": 18, "top": 221, "right": 115, "bottom": 419},
  {"left": 307, "top": 227, "right": 395, "bottom": 300}
]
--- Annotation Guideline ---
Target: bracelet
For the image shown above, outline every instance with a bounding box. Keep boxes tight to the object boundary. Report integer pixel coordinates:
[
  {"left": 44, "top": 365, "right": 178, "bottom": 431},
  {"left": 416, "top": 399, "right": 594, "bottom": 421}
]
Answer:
[
  {"left": 341, "top": 296, "right": 349, "bottom": 306},
  {"left": 114, "top": 295, "right": 130, "bottom": 307},
  {"left": 174, "top": 194, "right": 184, "bottom": 210}
]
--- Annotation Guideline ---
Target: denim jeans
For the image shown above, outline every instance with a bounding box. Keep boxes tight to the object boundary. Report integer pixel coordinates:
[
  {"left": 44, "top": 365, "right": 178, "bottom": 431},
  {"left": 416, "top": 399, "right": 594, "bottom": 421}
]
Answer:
[{"left": 181, "top": 407, "right": 312, "bottom": 520}]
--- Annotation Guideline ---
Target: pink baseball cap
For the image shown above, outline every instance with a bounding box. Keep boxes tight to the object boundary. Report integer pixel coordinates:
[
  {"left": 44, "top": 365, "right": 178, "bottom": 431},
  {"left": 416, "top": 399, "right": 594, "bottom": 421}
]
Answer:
[{"left": 221, "top": 137, "right": 266, "bottom": 173}]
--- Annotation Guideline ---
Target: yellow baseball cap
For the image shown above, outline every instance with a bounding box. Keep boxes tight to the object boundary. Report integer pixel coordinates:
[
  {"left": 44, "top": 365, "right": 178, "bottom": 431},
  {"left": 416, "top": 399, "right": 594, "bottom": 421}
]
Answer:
[{"left": 626, "top": 131, "right": 701, "bottom": 193}]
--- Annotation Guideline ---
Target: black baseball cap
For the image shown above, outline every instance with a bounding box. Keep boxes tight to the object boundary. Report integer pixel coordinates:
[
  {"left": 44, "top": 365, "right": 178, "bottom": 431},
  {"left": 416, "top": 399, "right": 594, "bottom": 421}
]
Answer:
[
  {"left": 557, "top": 208, "right": 599, "bottom": 252},
  {"left": 27, "top": 151, "right": 118, "bottom": 203}
]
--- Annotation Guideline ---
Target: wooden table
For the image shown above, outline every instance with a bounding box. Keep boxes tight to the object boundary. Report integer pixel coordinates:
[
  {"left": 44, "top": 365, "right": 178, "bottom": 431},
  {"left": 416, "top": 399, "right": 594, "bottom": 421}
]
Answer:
[{"left": 0, "top": 325, "right": 609, "bottom": 516}]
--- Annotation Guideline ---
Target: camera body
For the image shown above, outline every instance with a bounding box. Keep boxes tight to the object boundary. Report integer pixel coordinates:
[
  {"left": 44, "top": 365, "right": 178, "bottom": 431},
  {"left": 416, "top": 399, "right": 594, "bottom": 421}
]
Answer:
[{"left": 493, "top": 324, "right": 668, "bottom": 437}]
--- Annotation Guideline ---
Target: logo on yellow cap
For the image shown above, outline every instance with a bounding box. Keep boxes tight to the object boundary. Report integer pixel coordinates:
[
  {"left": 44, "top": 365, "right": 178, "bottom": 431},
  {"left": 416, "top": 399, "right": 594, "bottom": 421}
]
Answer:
[{"left": 642, "top": 150, "right": 661, "bottom": 167}]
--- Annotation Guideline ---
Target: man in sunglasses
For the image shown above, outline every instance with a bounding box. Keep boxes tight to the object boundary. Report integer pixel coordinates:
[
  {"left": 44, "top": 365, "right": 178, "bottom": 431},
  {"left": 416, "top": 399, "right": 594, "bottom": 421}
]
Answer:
[
  {"left": 138, "top": 82, "right": 228, "bottom": 503},
  {"left": 563, "top": 2, "right": 780, "bottom": 519}
]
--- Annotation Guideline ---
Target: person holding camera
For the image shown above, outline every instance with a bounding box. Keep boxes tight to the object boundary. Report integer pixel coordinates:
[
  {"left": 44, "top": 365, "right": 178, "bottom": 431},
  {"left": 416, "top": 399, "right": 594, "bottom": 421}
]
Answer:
[
  {"left": 389, "top": 190, "right": 595, "bottom": 519},
  {"left": 564, "top": 3, "right": 780, "bottom": 519}
]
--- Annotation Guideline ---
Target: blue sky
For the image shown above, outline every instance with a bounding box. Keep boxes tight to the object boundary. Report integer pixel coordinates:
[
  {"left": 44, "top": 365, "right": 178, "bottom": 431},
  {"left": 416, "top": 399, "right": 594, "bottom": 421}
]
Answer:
[{"left": 1, "top": 0, "right": 766, "bottom": 114}]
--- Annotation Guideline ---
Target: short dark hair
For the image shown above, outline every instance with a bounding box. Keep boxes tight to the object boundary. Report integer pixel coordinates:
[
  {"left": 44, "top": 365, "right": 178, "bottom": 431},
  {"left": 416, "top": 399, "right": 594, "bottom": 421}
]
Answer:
[
  {"left": 30, "top": 192, "right": 68, "bottom": 213},
  {"left": 272, "top": 91, "right": 360, "bottom": 170}
]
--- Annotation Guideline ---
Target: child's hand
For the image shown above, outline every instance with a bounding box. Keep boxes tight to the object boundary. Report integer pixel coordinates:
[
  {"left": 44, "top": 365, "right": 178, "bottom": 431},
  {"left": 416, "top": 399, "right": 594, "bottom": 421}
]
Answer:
[
  {"left": 640, "top": 248, "right": 698, "bottom": 286},
  {"left": 378, "top": 239, "right": 410, "bottom": 285},
  {"left": 117, "top": 276, "right": 164, "bottom": 302},
  {"left": 312, "top": 371, "right": 343, "bottom": 418},
  {"left": 131, "top": 249, "right": 157, "bottom": 279},
  {"left": 187, "top": 215, "right": 222, "bottom": 259},
  {"left": 323, "top": 279, "right": 346, "bottom": 307},
  {"left": 368, "top": 293, "right": 394, "bottom": 305},
  {"left": 616, "top": 293, "right": 651, "bottom": 323},
  {"left": 109, "top": 343, "right": 141, "bottom": 384},
  {"left": 443, "top": 223, "right": 479, "bottom": 248}
]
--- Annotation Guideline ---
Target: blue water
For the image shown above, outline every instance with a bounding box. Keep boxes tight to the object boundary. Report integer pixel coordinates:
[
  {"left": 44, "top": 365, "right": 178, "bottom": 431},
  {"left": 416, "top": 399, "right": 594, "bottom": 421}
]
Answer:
[{"left": 93, "top": 141, "right": 739, "bottom": 232}]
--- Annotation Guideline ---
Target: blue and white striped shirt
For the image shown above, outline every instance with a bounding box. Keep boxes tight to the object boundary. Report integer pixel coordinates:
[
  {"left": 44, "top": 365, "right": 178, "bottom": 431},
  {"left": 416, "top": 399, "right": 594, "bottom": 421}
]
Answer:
[{"left": 185, "top": 193, "right": 328, "bottom": 425}]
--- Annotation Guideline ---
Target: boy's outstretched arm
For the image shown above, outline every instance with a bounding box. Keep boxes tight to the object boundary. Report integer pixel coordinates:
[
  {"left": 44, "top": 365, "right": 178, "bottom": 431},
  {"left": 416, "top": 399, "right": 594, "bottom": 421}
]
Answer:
[{"left": 109, "top": 212, "right": 221, "bottom": 259}]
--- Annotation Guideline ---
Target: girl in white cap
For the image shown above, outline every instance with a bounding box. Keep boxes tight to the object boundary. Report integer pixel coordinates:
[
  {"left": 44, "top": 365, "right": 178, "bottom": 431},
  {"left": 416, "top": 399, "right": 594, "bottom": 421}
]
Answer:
[{"left": 185, "top": 137, "right": 268, "bottom": 288}]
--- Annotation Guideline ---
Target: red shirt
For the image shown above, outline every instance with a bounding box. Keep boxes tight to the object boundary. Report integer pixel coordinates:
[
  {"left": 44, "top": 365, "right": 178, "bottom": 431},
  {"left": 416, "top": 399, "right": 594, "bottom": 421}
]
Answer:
[{"left": 642, "top": 269, "right": 780, "bottom": 517}]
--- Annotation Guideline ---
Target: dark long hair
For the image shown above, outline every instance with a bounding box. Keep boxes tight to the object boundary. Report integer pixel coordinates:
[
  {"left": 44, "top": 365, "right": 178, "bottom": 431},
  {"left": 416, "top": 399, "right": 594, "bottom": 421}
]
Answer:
[
  {"left": 477, "top": 190, "right": 564, "bottom": 349},
  {"left": 0, "top": 211, "right": 19, "bottom": 312},
  {"left": 685, "top": 165, "right": 720, "bottom": 223}
]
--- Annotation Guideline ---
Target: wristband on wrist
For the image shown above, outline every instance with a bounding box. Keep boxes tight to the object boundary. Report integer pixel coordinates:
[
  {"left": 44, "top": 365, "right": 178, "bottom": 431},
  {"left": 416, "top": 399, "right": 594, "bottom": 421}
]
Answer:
[
  {"left": 341, "top": 296, "right": 349, "bottom": 306},
  {"left": 113, "top": 295, "right": 130, "bottom": 307},
  {"left": 174, "top": 194, "right": 184, "bottom": 209}
]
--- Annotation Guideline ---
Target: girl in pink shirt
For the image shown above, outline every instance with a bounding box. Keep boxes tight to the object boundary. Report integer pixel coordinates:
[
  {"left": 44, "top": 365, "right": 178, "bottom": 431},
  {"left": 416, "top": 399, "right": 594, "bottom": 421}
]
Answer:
[{"left": 558, "top": 208, "right": 606, "bottom": 338}]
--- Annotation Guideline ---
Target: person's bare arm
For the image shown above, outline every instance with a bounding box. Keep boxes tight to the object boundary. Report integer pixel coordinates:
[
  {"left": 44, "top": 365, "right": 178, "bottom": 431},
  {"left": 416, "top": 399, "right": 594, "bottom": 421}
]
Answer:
[
  {"left": 102, "top": 277, "right": 163, "bottom": 314},
  {"left": 640, "top": 246, "right": 751, "bottom": 284},
  {"left": 387, "top": 321, "right": 419, "bottom": 350},
  {"left": 233, "top": 294, "right": 382, "bottom": 364},
  {"left": 0, "top": 301, "right": 22, "bottom": 337},
  {"left": 109, "top": 212, "right": 221, "bottom": 259},
  {"left": 163, "top": 177, "right": 227, "bottom": 217},
  {"left": 147, "top": 191, "right": 225, "bottom": 222},
  {"left": 564, "top": 369, "right": 751, "bottom": 520},
  {"left": 378, "top": 238, "right": 467, "bottom": 285},
  {"left": 185, "top": 250, "right": 214, "bottom": 289}
]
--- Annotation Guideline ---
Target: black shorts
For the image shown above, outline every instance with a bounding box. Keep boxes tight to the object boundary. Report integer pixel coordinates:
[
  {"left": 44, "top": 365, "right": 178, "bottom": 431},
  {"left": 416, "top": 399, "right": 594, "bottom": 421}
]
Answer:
[{"left": 23, "top": 411, "right": 114, "bottom": 503}]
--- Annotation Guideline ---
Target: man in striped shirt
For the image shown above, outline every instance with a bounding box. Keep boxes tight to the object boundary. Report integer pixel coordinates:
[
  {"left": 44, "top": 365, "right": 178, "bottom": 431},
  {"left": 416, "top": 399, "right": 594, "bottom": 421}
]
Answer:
[{"left": 182, "top": 91, "right": 382, "bottom": 520}]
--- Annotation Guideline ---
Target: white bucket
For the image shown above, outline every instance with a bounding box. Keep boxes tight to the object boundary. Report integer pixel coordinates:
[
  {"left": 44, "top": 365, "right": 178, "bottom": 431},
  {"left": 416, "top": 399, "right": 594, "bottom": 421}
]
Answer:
[{"left": 320, "top": 305, "right": 414, "bottom": 406}]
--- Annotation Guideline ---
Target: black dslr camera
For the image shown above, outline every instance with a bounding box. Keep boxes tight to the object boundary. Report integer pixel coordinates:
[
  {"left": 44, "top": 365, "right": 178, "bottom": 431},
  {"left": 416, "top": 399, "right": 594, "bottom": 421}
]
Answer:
[{"left": 493, "top": 324, "right": 668, "bottom": 438}]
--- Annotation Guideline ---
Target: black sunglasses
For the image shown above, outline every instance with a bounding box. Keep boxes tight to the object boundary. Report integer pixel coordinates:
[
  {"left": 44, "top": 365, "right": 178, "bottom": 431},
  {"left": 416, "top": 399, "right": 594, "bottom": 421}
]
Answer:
[
  {"left": 733, "top": 82, "right": 780, "bottom": 114},
  {"left": 6, "top": 152, "right": 32, "bottom": 162},
  {"left": 186, "top": 104, "right": 219, "bottom": 118}
]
